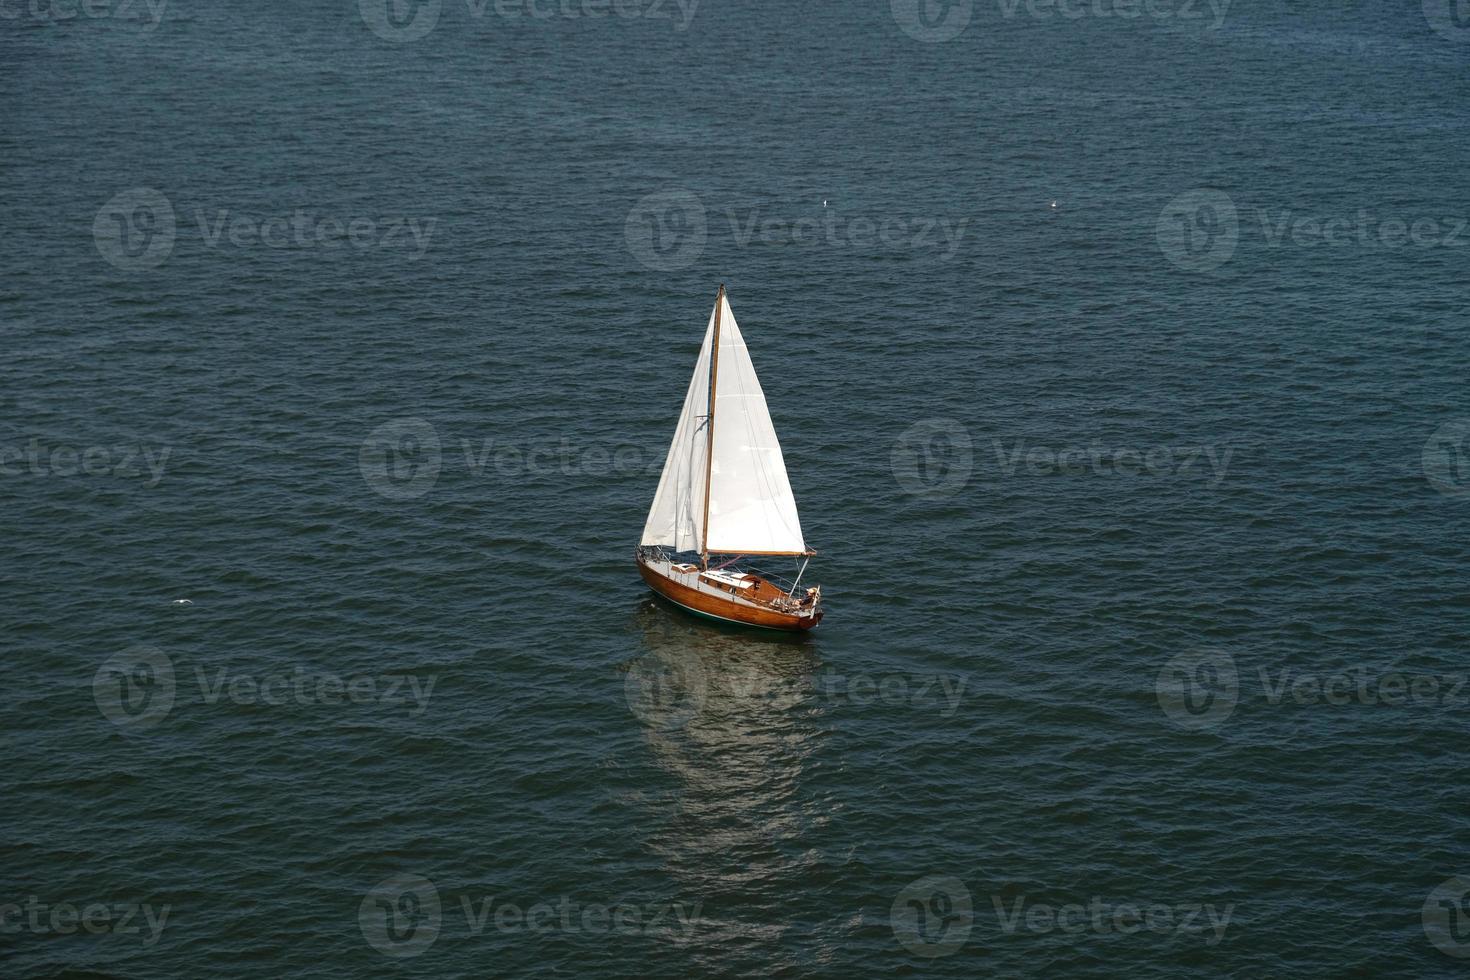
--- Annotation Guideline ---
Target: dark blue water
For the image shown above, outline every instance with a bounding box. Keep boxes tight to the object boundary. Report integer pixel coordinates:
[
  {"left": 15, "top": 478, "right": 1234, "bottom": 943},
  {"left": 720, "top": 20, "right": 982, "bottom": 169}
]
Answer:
[{"left": 5, "top": 1, "right": 1470, "bottom": 975}]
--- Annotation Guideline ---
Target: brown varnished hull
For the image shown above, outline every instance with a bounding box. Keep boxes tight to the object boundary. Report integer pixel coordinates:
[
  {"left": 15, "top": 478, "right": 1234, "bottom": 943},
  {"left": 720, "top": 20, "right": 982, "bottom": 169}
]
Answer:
[{"left": 637, "top": 559, "right": 822, "bottom": 632}]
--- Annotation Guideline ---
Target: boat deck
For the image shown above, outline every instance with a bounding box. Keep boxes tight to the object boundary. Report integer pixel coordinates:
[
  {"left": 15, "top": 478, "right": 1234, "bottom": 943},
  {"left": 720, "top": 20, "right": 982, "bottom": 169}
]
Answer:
[{"left": 698, "top": 569, "right": 793, "bottom": 606}]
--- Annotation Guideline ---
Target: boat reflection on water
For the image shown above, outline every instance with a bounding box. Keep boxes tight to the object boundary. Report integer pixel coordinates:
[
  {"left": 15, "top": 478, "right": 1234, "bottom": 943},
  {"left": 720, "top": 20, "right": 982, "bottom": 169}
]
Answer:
[
  {"left": 626, "top": 590, "right": 823, "bottom": 719},
  {"left": 624, "top": 596, "right": 820, "bottom": 732},
  {"left": 623, "top": 598, "right": 833, "bottom": 961}
]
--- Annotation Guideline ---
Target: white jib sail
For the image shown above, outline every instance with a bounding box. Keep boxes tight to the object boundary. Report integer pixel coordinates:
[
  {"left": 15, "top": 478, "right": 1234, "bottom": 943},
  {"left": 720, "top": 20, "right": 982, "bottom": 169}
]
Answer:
[
  {"left": 641, "top": 292, "right": 806, "bottom": 556},
  {"left": 640, "top": 303, "right": 714, "bottom": 553}
]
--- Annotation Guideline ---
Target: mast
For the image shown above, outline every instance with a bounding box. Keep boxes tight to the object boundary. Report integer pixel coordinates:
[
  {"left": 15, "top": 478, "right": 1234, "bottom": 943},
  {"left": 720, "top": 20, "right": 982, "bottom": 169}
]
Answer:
[{"left": 700, "top": 284, "right": 724, "bottom": 569}]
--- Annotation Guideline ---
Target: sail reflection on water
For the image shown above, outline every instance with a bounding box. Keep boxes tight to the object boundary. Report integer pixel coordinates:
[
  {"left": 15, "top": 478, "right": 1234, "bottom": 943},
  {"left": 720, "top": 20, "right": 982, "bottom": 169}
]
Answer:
[{"left": 622, "top": 600, "right": 835, "bottom": 963}]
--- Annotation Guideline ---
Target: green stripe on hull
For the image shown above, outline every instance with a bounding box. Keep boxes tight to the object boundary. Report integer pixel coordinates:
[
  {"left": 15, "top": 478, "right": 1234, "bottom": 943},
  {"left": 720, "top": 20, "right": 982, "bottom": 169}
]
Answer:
[{"left": 648, "top": 588, "right": 808, "bottom": 632}]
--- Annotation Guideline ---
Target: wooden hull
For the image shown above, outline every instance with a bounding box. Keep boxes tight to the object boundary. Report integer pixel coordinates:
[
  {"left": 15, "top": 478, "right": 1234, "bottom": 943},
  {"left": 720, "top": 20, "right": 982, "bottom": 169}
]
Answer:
[{"left": 637, "top": 557, "right": 822, "bottom": 632}]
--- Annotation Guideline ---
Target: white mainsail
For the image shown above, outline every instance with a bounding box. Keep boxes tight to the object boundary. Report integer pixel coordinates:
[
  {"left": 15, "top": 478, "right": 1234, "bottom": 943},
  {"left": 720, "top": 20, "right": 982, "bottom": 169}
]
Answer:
[{"left": 641, "top": 291, "right": 807, "bottom": 556}]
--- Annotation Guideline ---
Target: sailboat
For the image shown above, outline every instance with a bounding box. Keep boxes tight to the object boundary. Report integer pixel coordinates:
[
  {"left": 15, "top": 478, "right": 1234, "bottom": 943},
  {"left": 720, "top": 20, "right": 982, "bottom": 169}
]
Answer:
[{"left": 635, "top": 285, "right": 823, "bottom": 631}]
